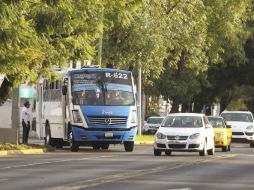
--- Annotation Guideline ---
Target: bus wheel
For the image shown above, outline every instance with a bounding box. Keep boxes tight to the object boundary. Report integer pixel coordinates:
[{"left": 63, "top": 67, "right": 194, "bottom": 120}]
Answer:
[
  {"left": 124, "top": 141, "right": 134, "bottom": 152},
  {"left": 45, "top": 122, "right": 52, "bottom": 146},
  {"left": 92, "top": 144, "right": 101, "bottom": 150},
  {"left": 101, "top": 144, "right": 109, "bottom": 150},
  {"left": 70, "top": 132, "right": 79, "bottom": 152},
  {"left": 55, "top": 140, "right": 63, "bottom": 149}
]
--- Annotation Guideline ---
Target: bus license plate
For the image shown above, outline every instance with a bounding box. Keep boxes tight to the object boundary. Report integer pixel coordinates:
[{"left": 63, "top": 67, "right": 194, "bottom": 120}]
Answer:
[{"left": 105, "top": 132, "right": 113, "bottom": 137}]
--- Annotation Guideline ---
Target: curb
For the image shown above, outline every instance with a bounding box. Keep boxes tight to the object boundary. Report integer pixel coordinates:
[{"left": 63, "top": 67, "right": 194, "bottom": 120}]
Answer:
[
  {"left": 135, "top": 141, "right": 154, "bottom": 145},
  {"left": 0, "top": 148, "right": 48, "bottom": 156}
]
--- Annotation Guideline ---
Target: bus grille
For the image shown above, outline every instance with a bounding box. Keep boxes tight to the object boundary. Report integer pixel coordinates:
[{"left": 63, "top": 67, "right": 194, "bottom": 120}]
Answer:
[{"left": 87, "top": 116, "right": 127, "bottom": 125}]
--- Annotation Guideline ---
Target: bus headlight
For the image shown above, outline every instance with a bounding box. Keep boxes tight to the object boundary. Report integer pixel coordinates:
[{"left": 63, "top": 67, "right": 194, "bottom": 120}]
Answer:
[
  {"left": 72, "top": 110, "right": 82, "bottom": 123},
  {"left": 131, "top": 110, "right": 137, "bottom": 123}
]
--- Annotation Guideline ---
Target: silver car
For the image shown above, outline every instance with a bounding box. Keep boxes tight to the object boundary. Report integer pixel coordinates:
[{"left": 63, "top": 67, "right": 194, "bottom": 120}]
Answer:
[{"left": 143, "top": 116, "right": 165, "bottom": 134}]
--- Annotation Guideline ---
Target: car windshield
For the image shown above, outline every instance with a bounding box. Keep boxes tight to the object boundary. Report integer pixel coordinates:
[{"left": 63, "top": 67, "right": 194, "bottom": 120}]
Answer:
[
  {"left": 147, "top": 117, "right": 164, "bottom": 124},
  {"left": 161, "top": 116, "right": 203, "bottom": 128},
  {"left": 207, "top": 117, "right": 225, "bottom": 128},
  {"left": 221, "top": 113, "right": 253, "bottom": 122}
]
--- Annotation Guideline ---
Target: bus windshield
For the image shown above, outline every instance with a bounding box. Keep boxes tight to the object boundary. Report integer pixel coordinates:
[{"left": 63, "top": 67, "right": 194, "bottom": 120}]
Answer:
[{"left": 71, "top": 71, "right": 135, "bottom": 106}]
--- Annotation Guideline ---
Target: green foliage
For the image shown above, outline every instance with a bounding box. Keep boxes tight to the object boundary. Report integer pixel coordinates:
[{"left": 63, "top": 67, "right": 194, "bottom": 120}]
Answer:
[
  {"left": 0, "top": 0, "right": 143, "bottom": 86},
  {"left": 0, "top": 0, "right": 254, "bottom": 113}
]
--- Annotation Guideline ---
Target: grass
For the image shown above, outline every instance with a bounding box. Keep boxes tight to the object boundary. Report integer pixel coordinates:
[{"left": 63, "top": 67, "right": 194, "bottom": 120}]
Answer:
[
  {"left": 136, "top": 135, "right": 154, "bottom": 141},
  {"left": 0, "top": 143, "right": 53, "bottom": 151}
]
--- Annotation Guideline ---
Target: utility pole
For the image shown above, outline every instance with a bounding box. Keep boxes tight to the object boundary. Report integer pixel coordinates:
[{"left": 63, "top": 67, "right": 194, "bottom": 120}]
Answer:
[
  {"left": 137, "top": 58, "right": 142, "bottom": 136},
  {"left": 11, "top": 88, "right": 20, "bottom": 145}
]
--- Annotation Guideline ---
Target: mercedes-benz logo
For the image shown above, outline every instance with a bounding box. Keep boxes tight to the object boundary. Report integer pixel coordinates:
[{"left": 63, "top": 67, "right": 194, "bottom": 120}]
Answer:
[
  {"left": 105, "top": 118, "right": 112, "bottom": 125},
  {"left": 175, "top": 135, "right": 180, "bottom": 140}
]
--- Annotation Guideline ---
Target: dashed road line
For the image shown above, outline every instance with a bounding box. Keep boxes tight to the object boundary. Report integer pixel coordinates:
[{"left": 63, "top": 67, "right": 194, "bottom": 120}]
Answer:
[{"left": 0, "top": 155, "right": 115, "bottom": 170}]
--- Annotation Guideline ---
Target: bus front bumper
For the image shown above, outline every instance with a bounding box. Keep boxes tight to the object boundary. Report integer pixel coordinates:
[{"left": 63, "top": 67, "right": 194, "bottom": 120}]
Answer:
[{"left": 72, "top": 126, "right": 137, "bottom": 143}]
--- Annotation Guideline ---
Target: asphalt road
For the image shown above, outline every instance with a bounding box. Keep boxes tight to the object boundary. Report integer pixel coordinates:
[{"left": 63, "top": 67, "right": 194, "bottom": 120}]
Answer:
[{"left": 0, "top": 143, "right": 253, "bottom": 190}]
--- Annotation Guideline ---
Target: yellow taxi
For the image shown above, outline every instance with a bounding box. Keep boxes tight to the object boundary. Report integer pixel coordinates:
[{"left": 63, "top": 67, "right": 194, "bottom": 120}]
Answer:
[{"left": 207, "top": 116, "right": 232, "bottom": 152}]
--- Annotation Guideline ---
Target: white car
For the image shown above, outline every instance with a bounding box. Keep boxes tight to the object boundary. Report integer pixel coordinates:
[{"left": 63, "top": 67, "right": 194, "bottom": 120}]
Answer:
[
  {"left": 143, "top": 116, "right": 165, "bottom": 134},
  {"left": 154, "top": 113, "right": 215, "bottom": 156},
  {"left": 220, "top": 111, "right": 254, "bottom": 147}
]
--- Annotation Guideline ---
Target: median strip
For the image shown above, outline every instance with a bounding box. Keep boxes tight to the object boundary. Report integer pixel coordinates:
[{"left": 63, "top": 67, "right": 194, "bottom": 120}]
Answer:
[{"left": 0, "top": 143, "right": 53, "bottom": 156}]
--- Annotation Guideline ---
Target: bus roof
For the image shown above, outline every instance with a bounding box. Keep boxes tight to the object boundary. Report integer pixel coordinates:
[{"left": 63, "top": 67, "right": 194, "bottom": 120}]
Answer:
[{"left": 70, "top": 68, "right": 131, "bottom": 74}]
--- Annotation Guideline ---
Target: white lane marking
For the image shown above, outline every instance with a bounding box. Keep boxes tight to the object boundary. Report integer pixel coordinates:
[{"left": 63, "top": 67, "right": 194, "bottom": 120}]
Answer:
[
  {"left": 0, "top": 155, "right": 115, "bottom": 170},
  {"left": 245, "top": 154, "right": 254, "bottom": 157},
  {"left": 168, "top": 188, "right": 192, "bottom": 190}
]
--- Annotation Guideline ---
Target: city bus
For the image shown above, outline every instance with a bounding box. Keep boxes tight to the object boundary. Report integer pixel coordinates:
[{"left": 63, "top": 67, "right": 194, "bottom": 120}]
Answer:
[{"left": 37, "top": 67, "right": 137, "bottom": 152}]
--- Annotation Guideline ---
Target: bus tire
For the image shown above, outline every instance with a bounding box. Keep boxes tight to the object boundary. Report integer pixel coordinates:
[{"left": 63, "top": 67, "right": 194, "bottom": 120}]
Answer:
[
  {"left": 70, "top": 140, "right": 79, "bottom": 152},
  {"left": 101, "top": 144, "right": 109, "bottom": 150},
  {"left": 124, "top": 141, "right": 134, "bottom": 152},
  {"left": 55, "top": 139, "right": 63, "bottom": 149},
  {"left": 92, "top": 144, "right": 101, "bottom": 150},
  {"left": 45, "top": 122, "right": 52, "bottom": 146},
  {"left": 69, "top": 132, "right": 79, "bottom": 152}
]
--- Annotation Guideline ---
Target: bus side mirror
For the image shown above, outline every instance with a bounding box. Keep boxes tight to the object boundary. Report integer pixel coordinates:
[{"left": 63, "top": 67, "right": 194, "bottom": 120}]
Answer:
[{"left": 62, "top": 86, "right": 67, "bottom": 95}]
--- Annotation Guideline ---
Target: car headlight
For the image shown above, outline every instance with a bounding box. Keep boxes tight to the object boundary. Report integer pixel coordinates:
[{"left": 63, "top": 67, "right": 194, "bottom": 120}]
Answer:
[
  {"left": 156, "top": 132, "right": 166, "bottom": 139},
  {"left": 246, "top": 125, "right": 254, "bottom": 130},
  {"left": 131, "top": 110, "right": 137, "bottom": 123},
  {"left": 72, "top": 110, "right": 82, "bottom": 123},
  {"left": 189, "top": 133, "right": 200, "bottom": 139}
]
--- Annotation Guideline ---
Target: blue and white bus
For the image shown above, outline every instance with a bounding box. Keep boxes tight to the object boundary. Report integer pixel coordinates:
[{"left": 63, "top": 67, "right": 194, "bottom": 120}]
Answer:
[{"left": 37, "top": 67, "right": 137, "bottom": 152}]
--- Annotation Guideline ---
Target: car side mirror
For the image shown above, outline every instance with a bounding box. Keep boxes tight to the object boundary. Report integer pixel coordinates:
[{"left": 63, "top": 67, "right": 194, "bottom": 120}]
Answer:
[
  {"left": 226, "top": 125, "right": 231, "bottom": 129},
  {"left": 206, "top": 124, "right": 212, "bottom": 129},
  {"left": 62, "top": 86, "right": 67, "bottom": 95}
]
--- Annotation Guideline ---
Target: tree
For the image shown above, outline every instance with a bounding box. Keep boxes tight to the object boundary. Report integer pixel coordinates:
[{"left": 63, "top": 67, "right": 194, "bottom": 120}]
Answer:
[{"left": 0, "top": 0, "right": 143, "bottom": 104}]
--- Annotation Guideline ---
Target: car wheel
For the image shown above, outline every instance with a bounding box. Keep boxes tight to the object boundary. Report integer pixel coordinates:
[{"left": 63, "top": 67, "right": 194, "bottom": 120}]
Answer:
[
  {"left": 199, "top": 141, "right": 207, "bottom": 156},
  {"left": 154, "top": 149, "right": 162, "bottom": 156},
  {"left": 207, "top": 144, "right": 215, "bottom": 155},
  {"left": 222, "top": 146, "right": 227, "bottom": 152},
  {"left": 227, "top": 145, "right": 231, "bottom": 151},
  {"left": 250, "top": 141, "right": 254, "bottom": 148},
  {"left": 165, "top": 150, "right": 172, "bottom": 156}
]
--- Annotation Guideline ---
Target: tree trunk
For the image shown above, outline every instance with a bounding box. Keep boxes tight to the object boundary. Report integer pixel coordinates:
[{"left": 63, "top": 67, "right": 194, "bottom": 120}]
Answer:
[
  {"left": 220, "top": 92, "right": 233, "bottom": 112},
  {"left": 170, "top": 50, "right": 186, "bottom": 113},
  {"left": 193, "top": 102, "right": 203, "bottom": 113},
  {"left": 0, "top": 78, "right": 12, "bottom": 106},
  {"left": 171, "top": 96, "right": 180, "bottom": 113}
]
